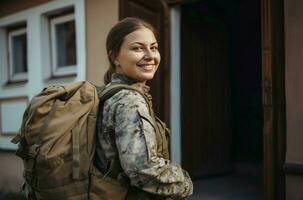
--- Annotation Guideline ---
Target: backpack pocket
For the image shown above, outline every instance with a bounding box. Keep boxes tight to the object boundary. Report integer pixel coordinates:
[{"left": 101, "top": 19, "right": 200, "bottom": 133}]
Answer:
[{"left": 89, "top": 165, "right": 128, "bottom": 200}]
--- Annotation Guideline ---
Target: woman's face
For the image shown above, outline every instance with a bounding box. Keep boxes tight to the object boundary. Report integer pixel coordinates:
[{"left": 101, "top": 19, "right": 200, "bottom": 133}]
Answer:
[{"left": 114, "top": 27, "right": 160, "bottom": 83}]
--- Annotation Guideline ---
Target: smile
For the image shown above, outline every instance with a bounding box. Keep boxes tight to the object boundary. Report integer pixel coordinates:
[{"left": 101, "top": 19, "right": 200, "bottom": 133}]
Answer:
[{"left": 137, "top": 64, "right": 155, "bottom": 70}]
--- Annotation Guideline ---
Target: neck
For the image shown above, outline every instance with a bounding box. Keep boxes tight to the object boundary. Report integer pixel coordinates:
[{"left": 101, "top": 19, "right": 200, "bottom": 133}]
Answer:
[{"left": 115, "top": 72, "right": 146, "bottom": 85}]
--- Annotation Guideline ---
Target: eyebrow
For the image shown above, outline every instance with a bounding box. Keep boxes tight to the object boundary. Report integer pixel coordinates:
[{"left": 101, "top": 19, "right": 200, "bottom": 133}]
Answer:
[{"left": 130, "top": 42, "right": 158, "bottom": 46}]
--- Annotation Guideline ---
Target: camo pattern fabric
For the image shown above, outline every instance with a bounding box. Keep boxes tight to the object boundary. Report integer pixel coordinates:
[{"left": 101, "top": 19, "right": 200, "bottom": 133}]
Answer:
[{"left": 95, "top": 73, "right": 193, "bottom": 199}]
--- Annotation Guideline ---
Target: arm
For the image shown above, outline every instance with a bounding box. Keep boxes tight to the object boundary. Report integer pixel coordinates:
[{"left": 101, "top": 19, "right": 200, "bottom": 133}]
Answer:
[{"left": 113, "top": 90, "right": 193, "bottom": 199}]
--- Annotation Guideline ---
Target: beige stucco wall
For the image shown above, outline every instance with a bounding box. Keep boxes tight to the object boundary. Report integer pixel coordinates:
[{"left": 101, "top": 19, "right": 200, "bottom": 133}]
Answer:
[
  {"left": 285, "top": 0, "right": 303, "bottom": 199},
  {"left": 0, "top": 151, "right": 23, "bottom": 192},
  {"left": 85, "top": 0, "right": 119, "bottom": 85}
]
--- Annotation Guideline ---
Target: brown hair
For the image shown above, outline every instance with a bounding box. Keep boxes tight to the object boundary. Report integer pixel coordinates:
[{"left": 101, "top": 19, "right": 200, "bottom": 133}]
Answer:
[{"left": 104, "top": 17, "right": 157, "bottom": 84}]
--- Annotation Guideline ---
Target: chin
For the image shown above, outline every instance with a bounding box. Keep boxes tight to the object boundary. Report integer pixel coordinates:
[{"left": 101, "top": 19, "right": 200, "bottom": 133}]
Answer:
[
  {"left": 135, "top": 73, "right": 154, "bottom": 82},
  {"left": 141, "top": 72, "right": 156, "bottom": 80}
]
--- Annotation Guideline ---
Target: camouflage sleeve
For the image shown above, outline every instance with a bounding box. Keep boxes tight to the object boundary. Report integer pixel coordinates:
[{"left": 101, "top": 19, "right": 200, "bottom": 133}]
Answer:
[{"left": 113, "top": 89, "right": 193, "bottom": 199}]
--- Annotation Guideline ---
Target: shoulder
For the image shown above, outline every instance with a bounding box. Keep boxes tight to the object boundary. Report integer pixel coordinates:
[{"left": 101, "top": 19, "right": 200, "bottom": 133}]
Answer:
[{"left": 105, "top": 89, "right": 148, "bottom": 113}]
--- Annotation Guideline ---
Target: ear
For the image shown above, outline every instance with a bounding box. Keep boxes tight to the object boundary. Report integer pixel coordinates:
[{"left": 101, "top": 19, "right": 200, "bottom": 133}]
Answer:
[
  {"left": 109, "top": 51, "right": 120, "bottom": 66},
  {"left": 114, "top": 59, "right": 120, "bottom": 66}
]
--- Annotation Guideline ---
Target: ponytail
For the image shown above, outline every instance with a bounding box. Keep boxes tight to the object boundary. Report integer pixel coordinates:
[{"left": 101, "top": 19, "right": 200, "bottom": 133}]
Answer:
[{"left": 104, "top": 65, "right": 115, "bottom": 84}]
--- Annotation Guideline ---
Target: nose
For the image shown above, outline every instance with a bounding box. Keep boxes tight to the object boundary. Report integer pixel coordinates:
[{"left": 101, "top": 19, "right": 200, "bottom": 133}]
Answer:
[{"left": 143, "top": 49, "right": 153, "bottom": 60}]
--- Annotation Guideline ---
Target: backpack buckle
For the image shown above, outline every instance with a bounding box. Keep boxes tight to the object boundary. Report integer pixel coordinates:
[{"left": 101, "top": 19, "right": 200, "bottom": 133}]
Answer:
[{"left": 11, "top": 134, "right": 22, "bottom": 144}]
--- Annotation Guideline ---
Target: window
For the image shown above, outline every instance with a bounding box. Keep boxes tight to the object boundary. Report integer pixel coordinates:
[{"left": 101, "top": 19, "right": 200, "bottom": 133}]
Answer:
[
  {"left": 0, "top": 0, "right": 85, "bottom": 150},
  {"left": 8, "top": 27, "right": 28, "bottom": 82},
  {"left": 50, "top": 13, "right": 77, "bottom": 76}
]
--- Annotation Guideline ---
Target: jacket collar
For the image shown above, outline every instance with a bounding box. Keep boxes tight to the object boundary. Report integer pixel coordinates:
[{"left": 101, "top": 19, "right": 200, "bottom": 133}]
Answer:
[{"left": 111, "top": 73, "right": 150, "bottom": 93}]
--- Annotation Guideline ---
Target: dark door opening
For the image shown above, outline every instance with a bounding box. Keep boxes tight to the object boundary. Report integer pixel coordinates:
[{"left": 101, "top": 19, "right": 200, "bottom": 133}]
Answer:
[{"left": 180, "top": 1, "right": 263, "bottom": 199}]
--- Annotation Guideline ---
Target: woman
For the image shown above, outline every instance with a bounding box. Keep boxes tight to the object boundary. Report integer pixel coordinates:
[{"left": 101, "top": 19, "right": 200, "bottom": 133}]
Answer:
[{"left": 94, "top": 17, "right": 193, "bottom": 200}]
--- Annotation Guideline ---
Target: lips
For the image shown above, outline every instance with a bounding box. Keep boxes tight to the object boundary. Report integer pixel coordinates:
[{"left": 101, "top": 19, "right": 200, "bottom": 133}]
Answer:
[{"left": 137, "top": 64, "right": 155, "bottom": 70}]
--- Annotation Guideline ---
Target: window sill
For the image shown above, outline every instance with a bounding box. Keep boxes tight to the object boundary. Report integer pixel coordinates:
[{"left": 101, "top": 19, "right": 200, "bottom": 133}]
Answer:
[
  {"left": 0, "top": 135, "right": 18, "bottom": 151},
  {"left": 48, "top": 73, "right": 77, "bottom": 80},
  {"left": 3, "top": 79, "right": 28, "bottom": 87}
]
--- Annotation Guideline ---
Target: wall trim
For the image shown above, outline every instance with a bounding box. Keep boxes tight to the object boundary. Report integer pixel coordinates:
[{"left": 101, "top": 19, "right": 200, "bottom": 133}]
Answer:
[
  {"left": 170, "top": 6, "right": 181, "bottom": 164},
  {"left": 284, "top": 162, "right": 303, "bottom": 175},
  {"left": 0, "top": 96, "right": 28, "bottom": 102}
]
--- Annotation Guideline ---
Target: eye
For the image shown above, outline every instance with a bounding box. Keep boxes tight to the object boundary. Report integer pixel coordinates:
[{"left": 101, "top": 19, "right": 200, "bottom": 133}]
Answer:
[
  {"left": 132, "top": 46, "right": 143, "bottom": 51},
  {"left": 151, "top": 46, "right": 158, "bottom": 51}
]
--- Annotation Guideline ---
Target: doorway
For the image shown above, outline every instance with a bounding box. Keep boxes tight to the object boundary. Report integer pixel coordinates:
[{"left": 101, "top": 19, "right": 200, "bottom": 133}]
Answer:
[{"left": 180, "top": 1, "right": 263, "bottom": 199}]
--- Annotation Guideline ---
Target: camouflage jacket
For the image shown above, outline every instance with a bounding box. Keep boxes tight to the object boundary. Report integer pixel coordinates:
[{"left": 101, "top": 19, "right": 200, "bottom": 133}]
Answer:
[{"left": 95, "top": 73, "right": 193, "bottom": 199}]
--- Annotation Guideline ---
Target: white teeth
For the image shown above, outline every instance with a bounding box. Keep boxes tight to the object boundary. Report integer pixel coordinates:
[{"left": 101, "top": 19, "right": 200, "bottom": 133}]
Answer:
[{"left": 138, "top": 64, "right": 154, "bottom": 70}]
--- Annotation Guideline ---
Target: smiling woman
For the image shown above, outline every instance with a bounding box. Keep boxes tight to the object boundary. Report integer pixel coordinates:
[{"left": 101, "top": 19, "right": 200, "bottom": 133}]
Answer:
[
  {"left": 114, "top": 27, "right": 160, "bottom": 82},
  {"left": 93, "top": 17, "right": 193, "bottom": 200}
]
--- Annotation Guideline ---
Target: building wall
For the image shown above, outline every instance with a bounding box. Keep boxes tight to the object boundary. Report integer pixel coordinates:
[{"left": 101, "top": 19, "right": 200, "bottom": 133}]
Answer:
[
  {"left": 284, "top": 0, "right": 303, "bottom": 199},
  {"left": 0, "top": 0, "right": 38, "bottom": 189},
  {"left": 0, "top": 0, "right": 86, "bottom": 192},
  {"left": 0, "top": 0, "right": 119, "bottom": 192},
  {"left": 85, "top": 0, "right": 119, "bottom": 85}
]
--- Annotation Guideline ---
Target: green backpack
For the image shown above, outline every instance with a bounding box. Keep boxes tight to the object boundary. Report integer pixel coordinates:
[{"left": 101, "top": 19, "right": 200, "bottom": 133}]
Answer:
[{"left": 11, "top": 81, "right": 169, "bottom": 200}]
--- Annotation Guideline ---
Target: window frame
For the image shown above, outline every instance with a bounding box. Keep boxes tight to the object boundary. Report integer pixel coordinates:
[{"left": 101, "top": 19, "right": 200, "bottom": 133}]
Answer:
[
  {"left": 7, "top": 27, "right": 28, "bottom": 82},
  {"left": 50, "top": 13, "right": 77, "bottom": 77}
]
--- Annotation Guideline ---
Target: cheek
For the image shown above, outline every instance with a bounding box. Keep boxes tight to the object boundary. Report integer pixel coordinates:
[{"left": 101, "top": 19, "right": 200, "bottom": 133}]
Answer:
[
  {"left": 156, "top": 52, "right": 161, "bottom": 64},
  {"left": 124, "top": 52, "right": 143, "bottom": 65}
]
